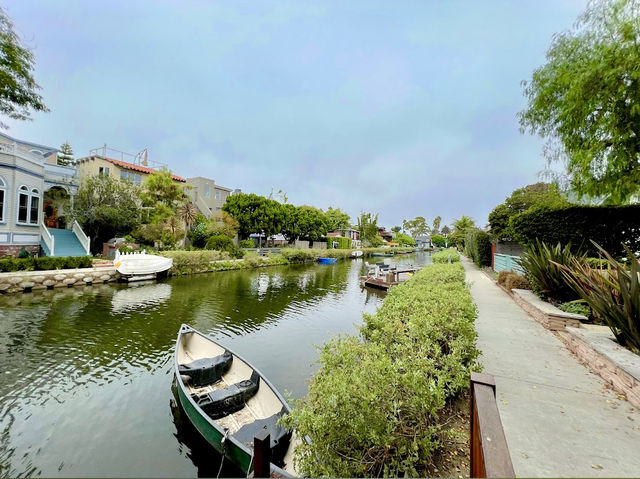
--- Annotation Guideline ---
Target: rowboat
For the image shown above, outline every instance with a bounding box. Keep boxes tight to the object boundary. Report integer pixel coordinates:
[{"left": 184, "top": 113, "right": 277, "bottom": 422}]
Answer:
[
  {"left": 371, "top": 253, "right": 393, "bottom": 258},
  {"left": 351, "top": 250, "right": 363, "bottom": 258},
  {"left": 174, "top": 325, "right": 299, "bottom": 476},
  {"left": 317, "top": 257, "right": 337, "bottom": 264},
  {"left": 114, "top": 250, "right": 173, "bottom": 280}
]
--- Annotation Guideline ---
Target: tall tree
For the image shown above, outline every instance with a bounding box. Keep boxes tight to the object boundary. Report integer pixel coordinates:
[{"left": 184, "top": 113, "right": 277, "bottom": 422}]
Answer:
[
  {"left": 0, "top": 8, "right": 48, "bottom": 128},
  {"left": 57, "top": 141, "right": 73, "bottom": 166},
  {"left": 441, "top": 225, "right": 451, "bottom": 237},
  {"left": 431, "top": 216, "right": 441, "bottom": 235},
  {"left": 72, "top": 175, "right": 141, "bottom": 254},
  {"left": 519, "top": 0, "right": 640, "bottom": 203},
  {"left": 403, "top": 216, "right": 430, "bottom": 238},
  {"left": 449, "top": 215, "right": 476, "bottom": 249},
  {"left": 222, "top": 193, "right": 284, "bottom": 239},
  {"left": 357, "top": 212, "right": 382, "bottom": 246},
  {"left": 324, "top": 207, "right": 351, "bottom": 232},
  {"left": 391, "top": 226, "right": 401, "bottom": 234}
]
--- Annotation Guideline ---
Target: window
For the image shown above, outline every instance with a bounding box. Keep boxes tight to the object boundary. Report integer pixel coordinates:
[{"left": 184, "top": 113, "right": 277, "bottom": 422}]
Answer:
[
  {"left": 214, "top": 191, "right": 220, "bottom": 200},
  {"left": 99, "top": 166, "right": 110, "bottom": 176},
  {"left": 30, "top": 189, "right": 39, "bottom": 224},
  {"left": 17, "top": 186, "right": 40, "bottom": 225},
  {"left": 204, "top": 184, "right": 211, "bottom": 198},
  {"left": 0, "top": 176, "right": 5, "bottom": 222},
  {"left": 120, "top": 170, "right": 142, "bottom": 184}
]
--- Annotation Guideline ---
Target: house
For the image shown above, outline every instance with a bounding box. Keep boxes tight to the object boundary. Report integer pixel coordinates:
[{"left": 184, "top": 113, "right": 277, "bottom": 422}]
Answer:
[
  {"left": 377, "top": 228, "right": 393, "bottom": 243},
  {"left": 186, "top": 176, "right": 237, "bottom": 218},
  {"left": 0, "top": 132, "right": 89, "bottom": 257},
  {"left": 328, "top": 228, "right": 361, "bottom": 248},
  {"left": 75, "top": 151, "right": 186, "bottom": 186},
  {"left": 415, "top": 235, "right": 431, "bottom": 248}
]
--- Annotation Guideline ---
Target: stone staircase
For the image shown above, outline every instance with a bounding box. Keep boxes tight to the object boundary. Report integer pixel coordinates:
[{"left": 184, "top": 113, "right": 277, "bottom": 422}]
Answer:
[{"left": 41, "top": 228, "right": 88, "bottom": 257}]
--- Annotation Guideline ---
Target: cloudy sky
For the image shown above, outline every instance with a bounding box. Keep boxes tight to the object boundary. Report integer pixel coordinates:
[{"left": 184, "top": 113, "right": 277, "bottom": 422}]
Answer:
[{"left": 4, "top": 0, "right": 587, "bottom": 229}]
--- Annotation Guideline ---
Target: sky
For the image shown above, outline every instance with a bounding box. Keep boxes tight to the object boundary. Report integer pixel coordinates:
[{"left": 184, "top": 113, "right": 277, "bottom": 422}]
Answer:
[{"left": 3, "top": 0, "right": 588, "bottom": 230}]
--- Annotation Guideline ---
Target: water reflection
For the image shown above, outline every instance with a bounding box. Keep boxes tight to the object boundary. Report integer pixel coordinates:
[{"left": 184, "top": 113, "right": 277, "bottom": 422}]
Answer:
[{"left": 0, "top": 252, "right": 431, "bottom": 477}]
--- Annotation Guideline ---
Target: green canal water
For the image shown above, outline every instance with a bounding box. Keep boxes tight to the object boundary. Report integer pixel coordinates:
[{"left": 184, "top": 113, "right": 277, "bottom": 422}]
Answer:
[{"left": 0, "top": 253, "right": 431, "bottom": 477}]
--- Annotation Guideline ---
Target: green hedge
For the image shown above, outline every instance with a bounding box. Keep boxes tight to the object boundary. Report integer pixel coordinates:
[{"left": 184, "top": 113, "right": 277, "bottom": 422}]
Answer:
[
  {"left": 0, "top": 256, "right": 93, "bottom": 272},
  {"left": 431, "top": 234, "right": 446, "bottom": 247},
  {"left": 432, "top": 248, "right": 460, "bottom": 263},
  {"left": 511, "top": 205, "right": 640, "bottom": 257},
  {"left": 464, "top": 229, "right": 492, "bottom": 267},
  {"left": 326, "top": 236, "right": 352, "bottom": 249},
  {"left": 283, "top": 263, "right": 479, "bottom": 477}
]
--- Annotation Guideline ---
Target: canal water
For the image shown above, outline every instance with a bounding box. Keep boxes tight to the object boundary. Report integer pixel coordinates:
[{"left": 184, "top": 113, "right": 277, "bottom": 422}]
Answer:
[{"left": 0, "top": 253, "right": 431, "bottom": 477}]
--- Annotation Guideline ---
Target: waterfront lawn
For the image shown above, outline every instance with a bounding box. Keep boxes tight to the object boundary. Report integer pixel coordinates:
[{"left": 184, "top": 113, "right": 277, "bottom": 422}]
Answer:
[{"left": 282, "top": 263, "right": 479, "bottom": 477}]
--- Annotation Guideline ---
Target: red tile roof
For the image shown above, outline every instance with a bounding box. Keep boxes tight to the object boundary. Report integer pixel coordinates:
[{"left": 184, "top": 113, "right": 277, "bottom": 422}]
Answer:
[{"left": 99, "top": 156, "right": 186, "bottom": 182}]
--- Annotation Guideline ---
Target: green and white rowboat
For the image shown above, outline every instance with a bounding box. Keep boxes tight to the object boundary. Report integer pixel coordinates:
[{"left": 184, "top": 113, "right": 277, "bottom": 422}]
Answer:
[{"left": 174, "top": 324, "right": 300, "bottom": 476}]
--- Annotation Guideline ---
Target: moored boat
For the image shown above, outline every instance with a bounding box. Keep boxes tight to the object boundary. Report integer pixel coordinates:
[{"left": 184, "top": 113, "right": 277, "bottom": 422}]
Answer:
[
  {"left": 174, "top": 325, "right": 299, "bottom": 476},
  {"left": 114, "top": 250, "right": 173, "bottom": 280},
  {"left": 351, "top": 250, "right": 363, "bottom": 258},
  {"left": 317, "top": 257, "right": 337, "bottom": 264},
  {"left": 371, "top": 253, "right": 393, "bottom": 257}
]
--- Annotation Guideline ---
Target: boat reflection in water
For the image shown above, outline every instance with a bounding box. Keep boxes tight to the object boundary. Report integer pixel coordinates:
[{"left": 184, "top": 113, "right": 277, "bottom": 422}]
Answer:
[
  {"left": 170, "top": 382, "right": 243, "bottom": 478},
  {"left": 111, "top": 282, "right": 172, "bottom": 313}
]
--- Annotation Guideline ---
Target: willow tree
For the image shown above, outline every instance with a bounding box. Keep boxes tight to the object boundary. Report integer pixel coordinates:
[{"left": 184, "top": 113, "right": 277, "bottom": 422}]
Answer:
[
  {"left": 519, "top": 0, "right": 640, "bottom": 203},
  {"left": 0, "top": 8, "right": 48, "bottom": 128}
]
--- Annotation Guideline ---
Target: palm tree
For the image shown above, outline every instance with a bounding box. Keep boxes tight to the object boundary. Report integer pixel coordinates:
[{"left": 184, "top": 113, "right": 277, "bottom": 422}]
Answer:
[{"left": 178, "top": 202, "right": 199, "bottom": 245}]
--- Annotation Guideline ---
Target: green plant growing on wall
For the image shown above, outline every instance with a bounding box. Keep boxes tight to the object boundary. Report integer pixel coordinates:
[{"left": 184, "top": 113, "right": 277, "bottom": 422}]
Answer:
[{"left": 559, "top": 243, "right": 640, "bottom": 353}]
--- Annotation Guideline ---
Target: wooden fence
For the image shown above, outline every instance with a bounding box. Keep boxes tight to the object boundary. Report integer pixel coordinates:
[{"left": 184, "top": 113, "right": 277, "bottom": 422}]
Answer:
[{"left": 470, "top": 372, "right": 515, "bottom": 478}]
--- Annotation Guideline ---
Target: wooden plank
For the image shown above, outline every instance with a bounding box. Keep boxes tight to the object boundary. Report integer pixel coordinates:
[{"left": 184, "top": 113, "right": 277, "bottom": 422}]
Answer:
[{"left": 253, "top": 431, "right": 271, "bottom": 478}]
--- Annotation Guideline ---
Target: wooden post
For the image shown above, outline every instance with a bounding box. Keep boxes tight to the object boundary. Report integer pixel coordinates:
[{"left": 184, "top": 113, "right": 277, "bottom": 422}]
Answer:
[
  {"left": 470, "top": 372, "right": 515, "bottom": 478},
  {"left": 253, "top": 431, "right": 271, "bottom": 478}
]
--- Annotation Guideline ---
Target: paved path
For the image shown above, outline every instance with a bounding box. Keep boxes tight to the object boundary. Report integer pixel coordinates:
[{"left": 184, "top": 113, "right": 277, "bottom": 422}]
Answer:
[{"left": 463, "top": 259, "right": 640, "bottom": 477}]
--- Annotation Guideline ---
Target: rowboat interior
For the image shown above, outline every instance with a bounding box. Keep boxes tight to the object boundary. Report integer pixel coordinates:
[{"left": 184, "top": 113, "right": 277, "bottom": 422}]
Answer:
[{"left": 176, "top": 329, "right": 300, "bottom": 476}]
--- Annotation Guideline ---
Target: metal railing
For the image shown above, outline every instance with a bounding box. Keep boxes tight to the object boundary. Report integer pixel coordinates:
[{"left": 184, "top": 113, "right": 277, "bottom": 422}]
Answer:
[
  {"left": 72, "top": 220, "right": 91, "bottom": 255},
  {"left": 40, "top": 220, "right": 55, "bottom": 256},
  {"left": 470, "top": 372, "right": 515, "bottom": 478}
]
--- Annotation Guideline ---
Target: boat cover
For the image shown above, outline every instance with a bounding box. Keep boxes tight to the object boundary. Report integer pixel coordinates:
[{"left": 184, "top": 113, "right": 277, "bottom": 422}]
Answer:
[
  {"left": 194, "top": 371, "right": 260, "bottom": 419},
  {"left": 232, "top": 407, "right": 292, "bottom": 467},
  {"left": 179, "top": 351, "right": 233, "bottom": 387}
]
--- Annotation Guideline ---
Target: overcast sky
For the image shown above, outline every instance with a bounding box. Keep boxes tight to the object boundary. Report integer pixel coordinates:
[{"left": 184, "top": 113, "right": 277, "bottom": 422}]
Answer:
[{"left": 4, "top": 0, "right": 587, "bottom": 229}]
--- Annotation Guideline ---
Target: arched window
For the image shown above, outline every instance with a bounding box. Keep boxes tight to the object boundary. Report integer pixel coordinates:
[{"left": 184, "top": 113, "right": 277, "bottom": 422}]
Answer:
[
  {"left": 0, "top": 176, "right": 6, "bottom": 223},
  {"left": 30, "top": 188, "right": 40, "bottom": 225},
  {"left": 16, "top": 185, "right": 40, "bottom": 225}
]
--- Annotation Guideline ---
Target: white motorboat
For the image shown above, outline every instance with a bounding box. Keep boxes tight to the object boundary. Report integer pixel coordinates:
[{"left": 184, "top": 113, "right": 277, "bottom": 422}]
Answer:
[
  {"left": 114, "top": 250, "right": 173, "bottom": 280},
  {"left": 351, "top": 250, "right": 363, "bottom": 258}
]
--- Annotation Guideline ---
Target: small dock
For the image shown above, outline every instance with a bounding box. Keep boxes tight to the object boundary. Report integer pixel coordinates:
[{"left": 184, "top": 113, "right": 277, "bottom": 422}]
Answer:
[{"left": 360, "top": 266, "right": 419, "bottom": 291}]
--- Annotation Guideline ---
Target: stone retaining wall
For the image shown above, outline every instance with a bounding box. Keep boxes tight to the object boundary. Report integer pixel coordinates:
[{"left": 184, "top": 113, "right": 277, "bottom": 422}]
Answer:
[
  {"left": 511, "top": 288, "right": 585, "bottom": 331},
  {"left": 0, "top": 267, "right": 119, "bottom": 294},
  {"left": 559, "top": 327, "right": 640, "bottom": 408}
]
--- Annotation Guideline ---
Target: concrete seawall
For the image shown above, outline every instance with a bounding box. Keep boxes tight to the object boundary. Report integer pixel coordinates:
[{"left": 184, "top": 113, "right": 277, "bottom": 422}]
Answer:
[{"left": 0, "top": 267, "right": 119, "bottom": 294}]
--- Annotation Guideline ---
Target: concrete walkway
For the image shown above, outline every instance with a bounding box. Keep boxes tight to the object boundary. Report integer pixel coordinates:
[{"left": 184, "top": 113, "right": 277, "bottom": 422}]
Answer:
[{"left": 463, "top": 259, "right": 640, "bottom": 477}]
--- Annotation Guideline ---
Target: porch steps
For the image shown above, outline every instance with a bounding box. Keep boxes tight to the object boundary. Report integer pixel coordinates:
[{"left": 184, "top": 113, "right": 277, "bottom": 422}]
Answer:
[{"left": 45, "top": 228, "right": 88, "bottom": 257}]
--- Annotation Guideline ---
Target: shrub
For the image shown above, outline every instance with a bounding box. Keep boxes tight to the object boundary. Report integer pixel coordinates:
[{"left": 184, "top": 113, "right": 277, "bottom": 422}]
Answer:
[
  {"left": 431, "top": 234, "right": 447, "bottom": 247},
  {"left": 504, "top": 272, "right": 530, "bottom": 291},
  {"left": 560, "top": 243, "right": 640, "bottom": 353},
  {"left": 517, "top": 240, "right": 582, "bottom": 303},
  {"left": 0, "top": 256, "right": 92, "bottom": 272},
  {"left": 464, "top": 229, "right": 492, "bottom": 267},
  {"left": 432, "top": 248, "right": 460, "bottom": 263},
  {"left": 281, "top": 248, "right": 316, "bottom": 263},
  {"left": 558, "top": 301, "right": 591, "bottom": 318},
  {"left": 161, "top": 250, "right": 229, "bottom": 275},
  {"left": 326, "top": 236, "right": 352, "bottom": 249},
  {"left": 283, "top": 264, "right": 479, "bottom": 477},
  {"left": 497, "top": 270, "right": 511, "bottom": 286},
  {"left": 239, "top": 239, "right": 255, "bottom": 248},
  {"left": 205, "top": 235, "right": 244, "bottom": 258},
  {"left": 510, "top": 204, "right": 640, "bottom": 258}
]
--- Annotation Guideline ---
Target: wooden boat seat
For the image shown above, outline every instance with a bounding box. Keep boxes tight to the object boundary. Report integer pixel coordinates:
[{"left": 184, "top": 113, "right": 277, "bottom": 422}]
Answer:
[
  {"left": 193, "top": 371, "right": 260, "bottom": 419},
  {"left": 232, "top": 407, "right": 292, "bottom": 467},
  {"left": 178, "top": 350, "right": 233, "bottom": 387}
]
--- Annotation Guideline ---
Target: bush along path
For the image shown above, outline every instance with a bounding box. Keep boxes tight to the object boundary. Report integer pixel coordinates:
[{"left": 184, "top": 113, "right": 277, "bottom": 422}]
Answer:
[
  {"left": 282, "top": 263, "right": 479, "bottom": 477},
  {"left": 462, "top": 257, "right": 640, "bottom": 477}
]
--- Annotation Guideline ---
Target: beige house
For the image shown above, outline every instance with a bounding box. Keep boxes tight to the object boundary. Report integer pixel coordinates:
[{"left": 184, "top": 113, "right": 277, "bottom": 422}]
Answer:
[
  {"left": 75, "top": 155, "right": 186, "bottom": 185},
  {"left": 186, "top": 176, "right": 238, "bottom": 218}
]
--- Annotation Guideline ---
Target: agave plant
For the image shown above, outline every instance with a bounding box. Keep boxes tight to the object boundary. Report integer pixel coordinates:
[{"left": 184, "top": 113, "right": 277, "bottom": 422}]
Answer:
[
  {"left": 517, "top": 240, "right": 583, "bottom": 302},
  {"left": 559, "top": 242, "right": 640, "bottom": 353}
]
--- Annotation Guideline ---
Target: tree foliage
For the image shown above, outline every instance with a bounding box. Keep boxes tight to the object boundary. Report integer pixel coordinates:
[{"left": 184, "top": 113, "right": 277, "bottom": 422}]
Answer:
[
  {"left": 519, "top": 0, "right": 640, "bottom": 203},
  {"left": 72, "top": 175, "right": 141, "bottom": 254},
  {"left": 402, "top": 216, "right": 430, "bottom": 238},
  {"left": 488, "top": 182, "right": 570, "bottom": 241},
  {"left": 0, "top": 8, "right": 48, "bottom": 128},
  {"left": 223, "top": 193, "right": 284, "bottom": 239},
  {"left": 324, "top": 207, "right": 351, "bottom": 232},
  {"left": 57, "top": 141, "right": 73, "bottom": 166},
  {"left": 356, "top": 212, "right": 381, "bottom": 246},
  {"left": 448, "top": 215, "right": 475, "bottom": 249},
  {"left": 393, "top": 232, "right": 416, "bottom": 246},
  {"left": 431, "top": 216, "right": 441, "bottom": 235}
]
